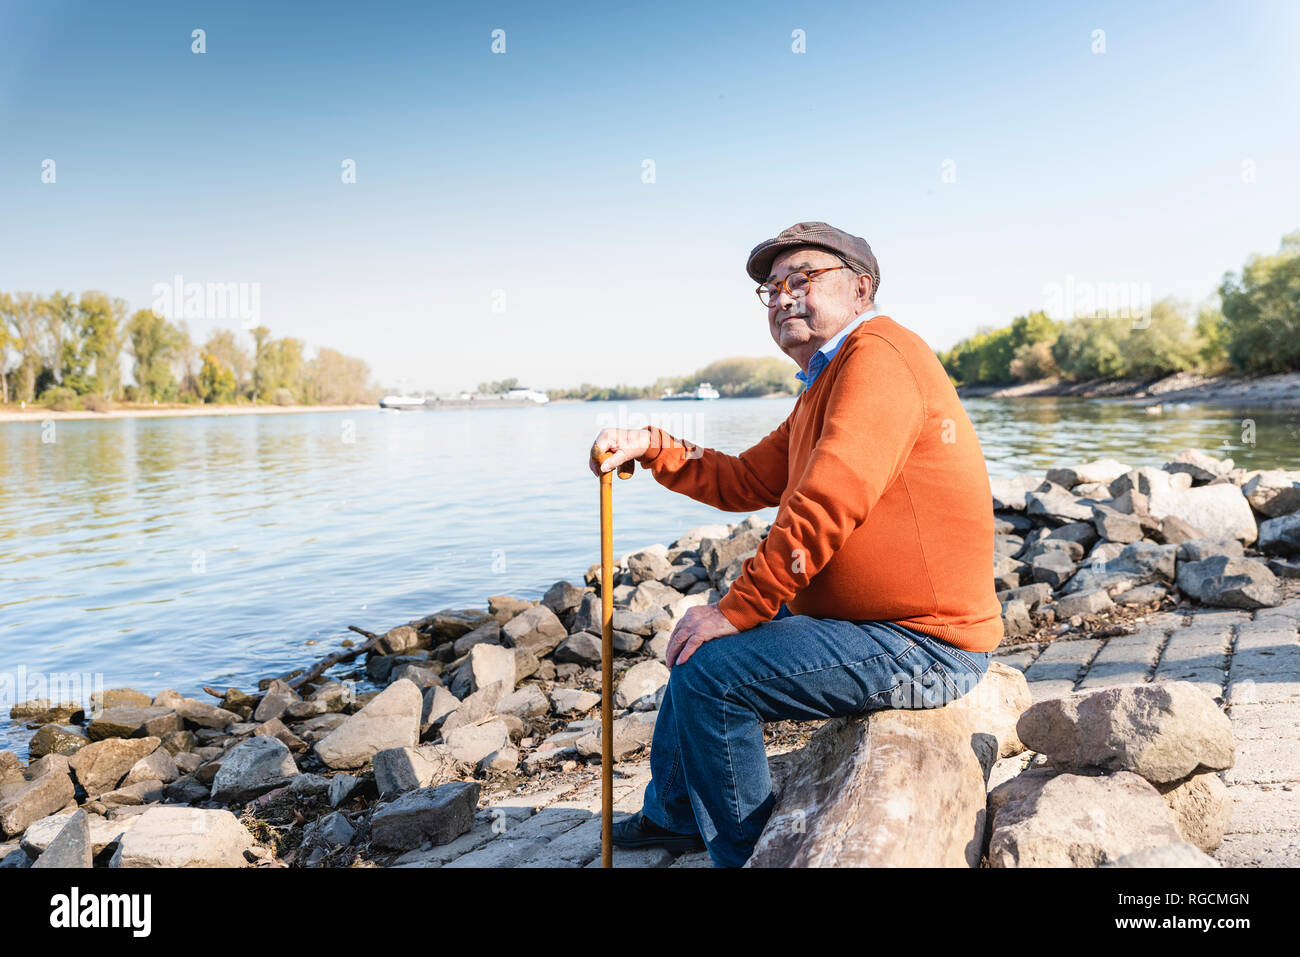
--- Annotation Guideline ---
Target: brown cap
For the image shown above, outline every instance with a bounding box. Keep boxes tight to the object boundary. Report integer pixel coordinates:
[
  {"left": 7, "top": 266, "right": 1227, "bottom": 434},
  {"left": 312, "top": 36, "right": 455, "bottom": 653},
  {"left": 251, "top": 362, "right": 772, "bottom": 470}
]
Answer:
[{"left": 746, "top": 221, "right": 880, "bottom": 299}]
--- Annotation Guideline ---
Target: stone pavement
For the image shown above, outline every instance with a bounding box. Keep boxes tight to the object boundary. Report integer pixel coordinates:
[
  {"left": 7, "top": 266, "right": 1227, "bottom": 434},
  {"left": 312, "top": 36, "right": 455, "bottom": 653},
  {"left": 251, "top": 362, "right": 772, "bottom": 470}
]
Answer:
[{"left": 390, "top": 598, "right": 1300, "bottom": 868}]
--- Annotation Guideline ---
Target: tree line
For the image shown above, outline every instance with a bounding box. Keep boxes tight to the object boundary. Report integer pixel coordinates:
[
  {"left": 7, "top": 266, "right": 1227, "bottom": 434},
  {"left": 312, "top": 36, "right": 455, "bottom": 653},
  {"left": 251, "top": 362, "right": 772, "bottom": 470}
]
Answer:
[
  {"left": 547, "top": 356, "right": 801, "bottom": 401},
  {"left": 0, "top": 291, "right": 379, "bottom": 409},
  {"left": 937, "top": 230, "right": 1300, "bottom": 385}
]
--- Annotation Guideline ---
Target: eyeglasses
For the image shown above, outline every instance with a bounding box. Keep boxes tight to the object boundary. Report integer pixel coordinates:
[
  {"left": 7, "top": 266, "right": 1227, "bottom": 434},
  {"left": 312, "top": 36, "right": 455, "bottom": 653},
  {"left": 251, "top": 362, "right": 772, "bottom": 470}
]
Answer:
[{"left": 756, "top": 266, "right": 850, "bottom": 307}]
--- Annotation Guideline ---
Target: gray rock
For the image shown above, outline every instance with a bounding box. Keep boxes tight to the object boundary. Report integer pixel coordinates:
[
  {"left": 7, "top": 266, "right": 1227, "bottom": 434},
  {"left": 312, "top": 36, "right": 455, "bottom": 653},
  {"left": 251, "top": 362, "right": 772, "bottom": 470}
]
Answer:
[
  {"left": 615, "top": 660, "right": 671, "bottom": 710},
  {"left": 1001, "top": 600, "right": 1033, "bottom": 638},
  {"left": 1177, "top": 538, "right": 1244, "bottom": 563},
  {"left": 253, "top": 679, "right": 301, "bottom": 722},
  {"left": 1104, "top": 842, "right": 1221, "bottom": 867},
  {"left": 314, "top": 679, "right": 423, "bottom": 770},
  {"left": 1177, "top": 555, "right": 1282, "bottom": 608},
  {"left": 122, "top": 748, "right": 180, "bottom": 786},
  {"left": 627, "top": 549, "right": 674, "bottom": 584},
  {"left": 443, "top": 720, "right": 510, "bottom": 765},
  {"left": 496, "top": 685, "right": 550, "bottom": 720},
  {"left": 542, "top": 580, "right": 586, "bottom": 616},
  {"left": 450, "top": 643, "right": 516, "bottom": 699},
  {"left": 370, "top": 781, "right": 481, "bottom": 849},
  {"left": 1146, "top": 482, "right": 1258, "bottom": 544},
  {"left": 452, "top": 620, "right": 502, "bottom": 657},
  {"left": 501, "top": 605, "right": 567, "bottom": 658},
  {"left": 109, "top": 806, "right": 254, "bottom": 867},
  {"left": 376, "top": 624, "right": 422, "bottom": 655},
  {"left": 0, "top": 756, "right": 76, "bottom": 839},
  {"left": 1241, "top": 468, "right": 1300, "bottom": 518},
  {"left": 420, "top": 685, "right": 461, "bottom": 736},
  {"left": 373, "top": 745, "right": 459, "bottom": 798},
  {"left": 211, "top": 735, "right": 299, "bottom": 803},
  {"left": 1091, "top": 505, "right": 1144, "bottom": 544},
  {"left": 990, "top": 474, "right": 1043, "bottom": 511},
  {"left": 1056, "top": 589, "right": 1116, "bottom": 618},
  {"left": 67, "top": 737, "right": 162, "bottom": 798},
  {"left": 1155, "top": 769, "right": 1232, "bottom": 853},
  {"left": 1030, "top": 550, "right": 1077, "bottom": 589},
  {"left": 575, "top": 712, "right": 658, "bottom": 760},
  {"left": 305, "top": 810, "right": 356, "bottom": 847},
  {"left": 554, "top": 632, "right": 602, "bottom": 666},
  {"left": 31, "top": 809, "right": 93, "bottom": 869},
  {"left": 151, "top": 691, "right": 241, "bottom": 730},
  {"left": 328, "top": 774, "right": 360, "bottom": 807},
  {"left": 1259, "top": 512, "right": 1300, "bottom": 555},
  {"left": 1017, "top": 681, "right": 1234, "bottom": 783},
  {"left": 439, "top": 680, "right": 508, "bottom": 735},
  {"left": 569, "top": 592, "right": 604, "bottom": 635},
  {"left": 1163, "top": 449, "right": 1234, "bottom": 485},
  {"left": 28, "top": 724, "right": 90, "bottom": 759},
  {"left": 988, "top": 770, "right": 1184, "bottom": 867},
  {"left": 86, "top": 705, "right": 183, "bottom": 741},
  {"left": 550, "top": 689, "right": 600, "bottom": 716},
  {"left": 626, "top": 580, "right": 685, "bottom": 614},
  {"left": 1048, "top": 459, "right": 1132, "bottom": 489}
]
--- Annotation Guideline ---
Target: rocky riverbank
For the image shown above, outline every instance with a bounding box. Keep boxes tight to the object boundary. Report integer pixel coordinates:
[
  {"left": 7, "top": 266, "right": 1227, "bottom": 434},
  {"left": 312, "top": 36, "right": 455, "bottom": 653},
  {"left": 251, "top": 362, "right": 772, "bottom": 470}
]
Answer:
[
  {"left": 2, "top": 448, "right": 1298, "bottom": 868},
  {"left": 957, "top": 369, "right": 1300, "bottom": 409}
]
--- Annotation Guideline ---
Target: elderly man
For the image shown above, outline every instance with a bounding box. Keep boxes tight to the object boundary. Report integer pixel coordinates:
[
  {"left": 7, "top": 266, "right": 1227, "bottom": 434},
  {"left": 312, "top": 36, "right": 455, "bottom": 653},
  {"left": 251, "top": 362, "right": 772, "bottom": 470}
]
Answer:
[{"left": 588, "top": 221, "right": 1003, "bottom": 867}]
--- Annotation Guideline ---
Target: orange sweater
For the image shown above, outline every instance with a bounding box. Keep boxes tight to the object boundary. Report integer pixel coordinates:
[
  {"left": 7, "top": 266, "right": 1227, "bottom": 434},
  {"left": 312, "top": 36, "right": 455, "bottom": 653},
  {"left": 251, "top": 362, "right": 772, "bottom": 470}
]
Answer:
[{"left": 637, "top": 315, "right": 1004, "bottom": 654}]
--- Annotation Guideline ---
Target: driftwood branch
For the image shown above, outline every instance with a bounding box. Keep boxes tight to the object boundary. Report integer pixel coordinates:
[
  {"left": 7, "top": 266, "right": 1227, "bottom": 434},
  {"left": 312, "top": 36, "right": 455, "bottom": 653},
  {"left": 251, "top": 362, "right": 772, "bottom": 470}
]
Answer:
[{"left": 201, "top": 624, "right": 388, "bottom": 703}]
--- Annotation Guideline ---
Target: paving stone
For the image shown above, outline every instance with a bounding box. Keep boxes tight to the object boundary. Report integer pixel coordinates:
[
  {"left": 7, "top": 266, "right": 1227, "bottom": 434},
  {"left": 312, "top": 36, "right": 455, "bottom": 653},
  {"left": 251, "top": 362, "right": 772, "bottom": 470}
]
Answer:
[
  {"left": 389, "top": 806, "right": 533, "bottom": 867},
  {"left": 992, "top": 646, "right": 1041, "bottom": 674},
  {"left": 441, "top": 805, "right": 590, "bottom": 868},
  {"left": 1076, "top": 630, "right": 1167, "bottom": 689},
  {"left": 1232, "top": 621, "right": 1299, "bottom": 650},
  {"left": 1150, "top": 673, "right": 1224, "bottom": 701},
  {"left": 1226, "top": 676, "right": 1300, "bottom": 706},
  {"left": 1021, "top": 638, "right": 1103, "bottom": 688},
  {"left": 1161, "top": 626, "right": 1233, "bottom": 655},
  {"left": 583, "top": 844, "right": 674, "bottom": 867},
  {"left": 1221, "top": 783, "right": 1300, "bottom": 833},
  {"left": 516, "top": 815, "right": 602, "bottom": 867},
  {"left": 1226, "top": 703, "right": 1300, "bottom": 739},
  {"left": 1228, "top": 647, "right": 1300, "bottom": 680},
  {"left": 1212, "top": 829, "right": 1300, "bottom": 867},
  {"left": 1221, "top": 737, "right": 1300, "bottom": 785}
]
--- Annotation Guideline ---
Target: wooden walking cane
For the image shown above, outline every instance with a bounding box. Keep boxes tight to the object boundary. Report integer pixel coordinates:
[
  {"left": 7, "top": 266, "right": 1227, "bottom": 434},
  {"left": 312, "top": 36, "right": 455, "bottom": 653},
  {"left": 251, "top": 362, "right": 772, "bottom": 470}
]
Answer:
[{"left": 590, "top": 444, "right": 634, "bottom": 868}]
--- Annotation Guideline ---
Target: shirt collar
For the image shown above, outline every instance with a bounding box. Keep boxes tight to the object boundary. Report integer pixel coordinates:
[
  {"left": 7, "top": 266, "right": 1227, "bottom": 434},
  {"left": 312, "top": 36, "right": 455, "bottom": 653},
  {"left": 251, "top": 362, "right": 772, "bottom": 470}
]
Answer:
[{"left": 794, "top": 307, "right": 879, "bottom": 389}]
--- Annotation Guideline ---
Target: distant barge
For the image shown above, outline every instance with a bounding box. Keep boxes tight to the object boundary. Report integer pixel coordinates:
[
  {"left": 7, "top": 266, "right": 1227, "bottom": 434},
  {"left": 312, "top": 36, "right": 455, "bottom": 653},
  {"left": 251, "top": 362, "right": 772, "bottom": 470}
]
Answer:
[{"left": 380, "top": 387, "right": 550, "bottom": 411}]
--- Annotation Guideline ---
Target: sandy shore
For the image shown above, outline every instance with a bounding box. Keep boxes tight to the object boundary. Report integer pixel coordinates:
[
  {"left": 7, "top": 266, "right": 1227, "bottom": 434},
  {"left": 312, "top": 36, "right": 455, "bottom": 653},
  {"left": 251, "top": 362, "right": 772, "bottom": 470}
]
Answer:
[
  {"left": 957, "top": 370, "right": 1300, "bottom": 408},
  {"left": 0, "top": 403, "right": 378, "bottom": 423}
]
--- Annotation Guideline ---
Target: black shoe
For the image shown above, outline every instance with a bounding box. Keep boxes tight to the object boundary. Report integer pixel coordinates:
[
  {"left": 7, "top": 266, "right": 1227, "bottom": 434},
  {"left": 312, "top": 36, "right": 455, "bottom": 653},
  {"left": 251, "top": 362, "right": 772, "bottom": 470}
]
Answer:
[{"left": 612, "top": 811, "right": 706, "bottom": 852}]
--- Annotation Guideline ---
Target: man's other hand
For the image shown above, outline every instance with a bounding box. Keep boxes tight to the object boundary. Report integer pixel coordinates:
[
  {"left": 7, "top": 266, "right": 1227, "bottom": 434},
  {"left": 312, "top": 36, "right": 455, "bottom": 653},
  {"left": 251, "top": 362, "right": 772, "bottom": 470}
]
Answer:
[{"left": 666, "top": 604, "right": 739, "bottom": 668}]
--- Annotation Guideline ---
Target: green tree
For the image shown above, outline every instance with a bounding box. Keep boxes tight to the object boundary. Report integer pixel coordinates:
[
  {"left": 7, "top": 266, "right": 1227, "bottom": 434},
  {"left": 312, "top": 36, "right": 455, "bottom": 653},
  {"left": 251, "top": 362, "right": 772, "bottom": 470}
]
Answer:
[
  {"left": 198, "top": 352, "right": 236, "bottom": 403},
  {"left": 127, "top": 309, "right": 182, "bottom": 401},
  {"left": 78, "top": 291, "right": 128, "bottom": 398},
  {"left": 202, "top": 329, "right": 252, "bottom": 399},
  {"left": 1219, "top": 231, "right": 1300, "bottom": 373}
]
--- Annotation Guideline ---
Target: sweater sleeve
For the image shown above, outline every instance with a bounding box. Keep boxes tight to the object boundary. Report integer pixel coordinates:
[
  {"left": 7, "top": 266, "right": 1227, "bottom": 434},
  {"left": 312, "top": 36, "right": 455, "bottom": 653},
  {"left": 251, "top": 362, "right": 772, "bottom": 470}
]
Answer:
[
  {"left": 636, "top": 417, "right": 790, "bottom": 512},
  {"left": 716, "top": 336, "right": 928, "bottom": 630}
]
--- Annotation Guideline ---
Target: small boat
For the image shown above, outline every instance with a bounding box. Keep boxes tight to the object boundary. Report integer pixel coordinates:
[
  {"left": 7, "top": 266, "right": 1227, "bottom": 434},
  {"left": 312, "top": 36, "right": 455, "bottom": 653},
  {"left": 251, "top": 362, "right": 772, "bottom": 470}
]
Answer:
[
  {"left": 379, "top": 395, "right": 427, "bottom": 410},
  {"left": 662, "top": 382, "right": 720, "bottom": 401}
]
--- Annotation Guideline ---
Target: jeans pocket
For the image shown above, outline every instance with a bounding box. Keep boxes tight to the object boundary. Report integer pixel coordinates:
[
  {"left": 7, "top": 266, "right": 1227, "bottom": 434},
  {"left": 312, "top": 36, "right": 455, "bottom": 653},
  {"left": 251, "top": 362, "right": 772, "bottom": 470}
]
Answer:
[{"left": 872, "top": 658, "right": 959, "bottom": 710}]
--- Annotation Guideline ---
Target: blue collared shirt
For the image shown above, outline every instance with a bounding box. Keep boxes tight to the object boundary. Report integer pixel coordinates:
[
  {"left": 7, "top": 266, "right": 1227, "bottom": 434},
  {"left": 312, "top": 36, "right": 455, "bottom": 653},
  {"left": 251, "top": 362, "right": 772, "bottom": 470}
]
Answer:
[{"left": 794, "top": 307, "right": 880, "bottom": 392}]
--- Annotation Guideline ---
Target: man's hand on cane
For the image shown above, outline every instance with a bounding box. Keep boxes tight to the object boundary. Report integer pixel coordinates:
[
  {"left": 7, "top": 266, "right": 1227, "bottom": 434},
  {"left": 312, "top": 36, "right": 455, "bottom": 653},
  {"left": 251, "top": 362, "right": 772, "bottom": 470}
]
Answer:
[
  {"left": 666, "top": 604, "right": 739, "bottom": 668},
  {"left": 589, "top": 428, "right": 651, "bottom": 478}
]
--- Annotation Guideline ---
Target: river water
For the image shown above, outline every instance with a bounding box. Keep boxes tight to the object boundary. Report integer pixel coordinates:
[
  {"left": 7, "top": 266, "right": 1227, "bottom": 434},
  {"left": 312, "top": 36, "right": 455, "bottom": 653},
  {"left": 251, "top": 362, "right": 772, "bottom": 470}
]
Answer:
[{"left": 2, "top": 396, "right": 1298, "bottom": 757}]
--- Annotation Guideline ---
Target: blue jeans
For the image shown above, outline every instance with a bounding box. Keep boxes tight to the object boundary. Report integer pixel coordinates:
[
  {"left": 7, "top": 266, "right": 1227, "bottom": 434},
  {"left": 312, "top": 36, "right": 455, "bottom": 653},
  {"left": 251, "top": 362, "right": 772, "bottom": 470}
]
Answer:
[{"left": 638, "top": 604, "right": 993, "bottom": 867}]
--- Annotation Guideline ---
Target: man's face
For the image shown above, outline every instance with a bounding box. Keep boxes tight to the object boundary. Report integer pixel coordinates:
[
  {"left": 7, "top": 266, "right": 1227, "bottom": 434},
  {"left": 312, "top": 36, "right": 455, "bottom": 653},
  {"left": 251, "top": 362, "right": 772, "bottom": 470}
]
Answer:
[{"left": 765, "top": 246, "right": 868, "bottom": 359}]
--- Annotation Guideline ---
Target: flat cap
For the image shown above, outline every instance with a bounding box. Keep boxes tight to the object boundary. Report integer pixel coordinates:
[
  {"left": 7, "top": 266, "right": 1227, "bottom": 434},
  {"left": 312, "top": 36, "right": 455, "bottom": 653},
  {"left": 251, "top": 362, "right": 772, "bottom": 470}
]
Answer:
[{"left": 745, "top": 221, "right": 880, "bottom": 298}]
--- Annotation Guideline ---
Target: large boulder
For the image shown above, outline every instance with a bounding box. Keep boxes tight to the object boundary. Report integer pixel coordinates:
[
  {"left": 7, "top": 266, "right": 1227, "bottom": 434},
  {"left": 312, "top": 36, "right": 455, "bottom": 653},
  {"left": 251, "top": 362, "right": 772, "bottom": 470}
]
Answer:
[
  {"left": 109, "top": 806, "right": 254, "bottom": 867},
  {"left": 1016, "top": 682, "right": 1233, "bottom": 783},
  {"left": 1259, "top": 513, "right": 1300, "bottom": 555},
  {"left": 67, "top": 737, "right": 162, "bottom": 798},
  {"left": 1155, "top": 769, "right": 1232, "bottom": 853},
  {"left": 987, "top": 770, "right": 1184, "bottom": 867},
  {"left": 1146, "top": 482, "right": 1258, "bottom": 545},
  {"left": 314, "top": 679, "right": 423, "bottom": 770},
  {"left": 745, "top": 705, "right": 987, "bottom": 867},
  {"left": 1241, "top": 469, "right": 1300, "bottom": 518},
  {"left": 501, "top": 606, "right": 566, "bottom": 657}
]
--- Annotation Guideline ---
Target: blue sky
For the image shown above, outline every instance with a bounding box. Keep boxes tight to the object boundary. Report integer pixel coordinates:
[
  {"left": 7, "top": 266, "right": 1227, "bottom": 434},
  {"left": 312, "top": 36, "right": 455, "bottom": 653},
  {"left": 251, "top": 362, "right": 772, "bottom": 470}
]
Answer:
[{"left": 2, "top": 0, "right": 1298, "bottom": 392}]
